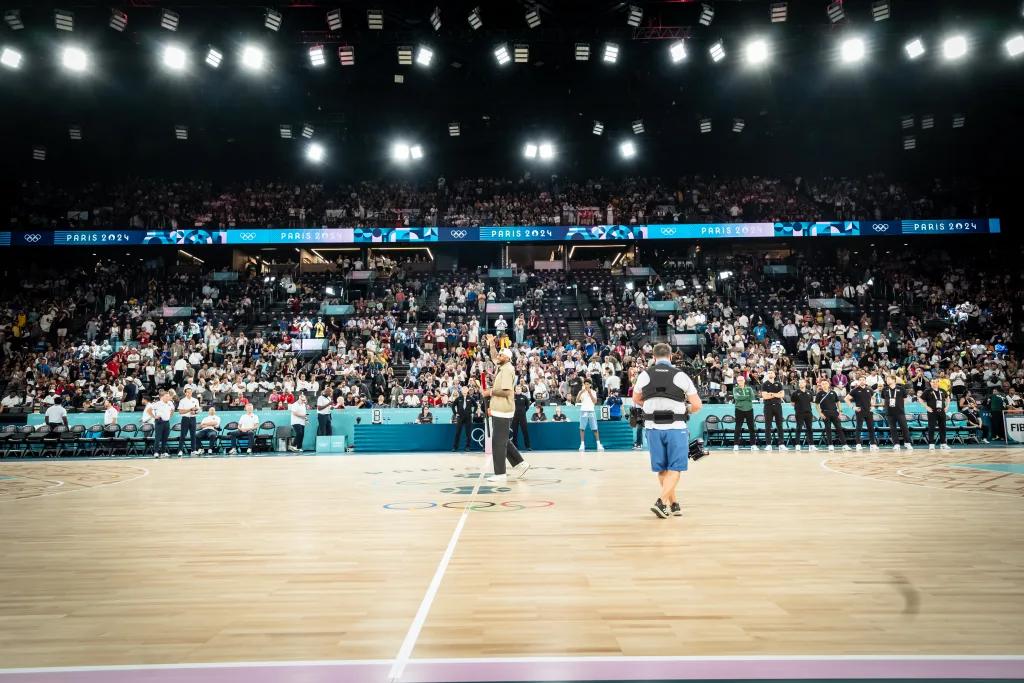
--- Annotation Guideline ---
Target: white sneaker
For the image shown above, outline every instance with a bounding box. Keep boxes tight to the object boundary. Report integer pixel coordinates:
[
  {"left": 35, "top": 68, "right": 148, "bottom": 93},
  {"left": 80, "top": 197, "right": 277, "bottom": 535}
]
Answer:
[
  {"left": 579, "top": 444, "right": 585, "bottom": 452},
  {"left": 906, "top": 444, "right": 914, "bottom": 451},
  {"left": 287, "top": 446, "right": 301, "bottom": 453},
  {"left": 779, "top": 444, "right": 789, "bottom": 451},
  {"left": 195, "top": 449, "right": 204, "bottom": 455},
  {"left": 733, "top": 445, "right": 740, "bottom": 452},
  {"left": 246, "top": 448, "right": 253, "bottom": 454},
  {"left": 893, "top": 444, "right": 901, "bottom": 451},
  {"left": 982, "top": 438, "right": 990, "bottom": 444},
  {"left": 764, "top": 444, "right": 773, "bottom": 452},
  {"left": 228, "top": 448, "right": 237, "bottom": 455},
  {"left": 750, "top": 444, "right": 759, "bottom": 451},
  {"left": 154, "top": 452, "right": 162, "bottom": 459},
  {"left": 177, "top": 450, "right": 184, "bottom": 457},
  {"left": 596, "top": 442, "right": 605, "bottom": 452},
  {"left": 928, "top": 443, "right": 936, "bottom": 450},
  {"left": 842, "top": 445, "right": 852, "bottom": 451},
  {"left": 162, "top": 452, "right": 170, "bottom": 458},
  {"left": 510, "top": 462, "right": 530, "bottom": 480},
  {"left": 855, "top": 444, "right": 863, "bottom": 450},
  {"left": 940, "top": 443, "right": 951, "bottom": 450},
  {"left": 869, "top": 444, "right": 879, "bottom": 451},
  {"left": 794, "top": 444, "right": 802, "bottom": 451},
  {"left": 809, "top": 445, "right": 819, "bottom": 451},
  {"left": 486, "top": 474, "right": 508, "bottom": 483},
  {"left": 828, "top": 445, "right": 835, "bottom": 451}
]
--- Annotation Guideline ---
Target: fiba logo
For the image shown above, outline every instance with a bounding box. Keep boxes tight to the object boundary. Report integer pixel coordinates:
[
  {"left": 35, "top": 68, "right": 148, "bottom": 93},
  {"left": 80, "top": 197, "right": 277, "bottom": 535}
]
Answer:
[
  {"left": 24, "top": 234, "right": 42, "bottom": 243},
  {"left": 450, "top": 230, "right": 468, "bottom": 239},
  {"left": 871, "top": 223, "right": 889, "bottom": 232}
]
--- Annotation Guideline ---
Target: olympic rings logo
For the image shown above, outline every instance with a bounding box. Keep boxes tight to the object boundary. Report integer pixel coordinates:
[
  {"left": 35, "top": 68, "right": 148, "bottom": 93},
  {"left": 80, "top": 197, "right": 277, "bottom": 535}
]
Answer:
[
  {"left": 239, "top": 232, "right": 257, "bottom": 240},
  {"left": 450, "top": 230, "right": 468, "bottom": 239},
  {"left": 871, "top": 223, "right": 889, "bottom": 232},
  {"left": 384, "top": 500, "right": 554, "bottom": 511},
  {"left": 24, "top": 234, "right": 42, "bottom": 243}
]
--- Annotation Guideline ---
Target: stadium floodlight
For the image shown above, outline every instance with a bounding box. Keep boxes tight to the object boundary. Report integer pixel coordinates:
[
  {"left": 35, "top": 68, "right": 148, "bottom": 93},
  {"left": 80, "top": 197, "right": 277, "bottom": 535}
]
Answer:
[
  {"left": 468, "top": 7, "right": 482, "bottom": 30},
  {"left": 394, "top": 73, "right": 404, "bottom": 84},
  {"left": 669, "top": 40, "right": 687, "bottom": 63},
  {"left": 309, "top": 45, "right": 326, "bottom": 67},
  {"left": 840, "top": 37, "right": 866, "bottom": 63},
  {"left": 770, "top": 2, "right": 787, "bottom": 23},
  {"left": 32, "top": 146, "right": 46, "bottom": 161},
  {"left": 732, "top": 118, "right": 745, "bottom": 133},
  {"left": 526, "top": 8, "right": 541, "bottom": 28},
  {"left": 338, "top": 45, "right": 355, "bottom": 66},
  {"left": 69, "top": 124, "right": 82, "bottom": 140},
  {"left": 603, "top": 42, "right": 619, "bottom": 63},
  {"left": 942, "top": 35, "right": 968, "bottom": 61},
  {"left": 367, "top": 9, "right": 383, "bottom": 30},
  {"left": 872, "top": 1, "right": 890, "bottom": 21},
  {"left": 514, "top": 44, "right": 529, "bottom": 63},
  {"left": 575, "top": 43, "right": 591, "bottom": 61},
  {"left": 397, "top": 46, "right": 413, "bottom": 65},
  {"left": 921, "top": 114, "right": 934, "bottom": 129},
  {"left": 709, "top": 41, "right": 726, "bottom": 62},
  {"left": 494, "top": 44, "right": 511, "bottom": 65},
  {"left": 109, "top": 9, "right": 128, "bottom": 32},
  {"left": 700, "top": 118, "right": 712, "bottom": 133},
  {"left": 745, "top": 38, "right": 769, "bottom": 65},
  {"left": 306, "top": 142, "right": 326, "bottom": 163},
  {"left": 205, "top": 47, "right": 223, "bottom": 68},
  {"left": 1007, "top": 34, "right": 1024, "bottom": 58},
  {"left": 162, "top": 44, "right": 188, "bottom": 72},
  {"left": 61, "top": 46, "right": 88, "bottom": 73},
  {"left": 1, "top": 47, "right": 23, "bottom": 70},
  {"left": 4, "top": 9, "right": 23, "bottom": 30},
  {"left": 632, "top": 119, "right": 645, "bottom": 134},
  {"left": 699, "top": 3, "right": 715, "bottom": 26},
  {"left": 160, "top": 9, "right": 180, "bottom": 31},
  {"left": 592, "top": 120, "right": 604, "bottom": 136},
  {"left": 264, "top": 8, "right": 283, "bottom": 32},
  {"left": 448, "top": 122, "right": 461, "bottom": 137},
  {"left": 902, "top": 135, "right": 916, "bottom": 150},
  {"left": 627, "top": 5, "right": 643, "bottom": 27},
  {"left": 327, "top": 9, "right": 342, "bottom": 31},
  {"left": 55, "top": 9, "right": 74, "bottom": 32},
  {"left": 430, "top": 6, "right": 441, "bottom": 31},
  {"left": 280, "top": 124, "right": 293, "bottom": 139},
  {"left": 952, "top": 113, "right": 965, "bottom": 128},
  {"left": 410, "top": 144, "right": 424, "bottom": 160},
  {"left": 302, "top": 124, "right": 314, "bottom": 139},
  {"left": 523, "top": 143, "right": 538, "bottom": 159},
  {"left": 826, "top": 1, "right": 845, "bottom": 24},
  {"left": 241, "top": 44, "right": 265, "bottom": 71},
  {"left": 901, "top": 115, "right": 915, "bottom": 129},
  {"left": 175, "top": 125, "right": 188, "bottom": 140},
  {"left": 905, "top": 38, "right": 925, "bottom": 60},
  {"left": 416, "top": 45, "right": 434, "bottom": 67},
  {"left": 538, "top": 142, "right": 554, "bottom": 160},
  {"left": 619, "top": 140, "right": 636, "bottom": 159}
]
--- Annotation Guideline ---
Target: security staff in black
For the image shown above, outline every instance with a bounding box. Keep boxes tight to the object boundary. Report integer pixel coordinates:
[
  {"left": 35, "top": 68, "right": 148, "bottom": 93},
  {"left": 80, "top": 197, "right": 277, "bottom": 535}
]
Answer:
[
  {"left": 511, "top": 386, "right": 532, "bottom": 451},
  {"left": 881, "top": 377, "right": 913, "bottom": 450},
  {"left": 813, "top": 379, "right": 850, "bottom": 450},
  {"left": 844, "top": 376, "right": 878, "bottom": 450},
  {"left": 790, "top": 379, "right": 816, "bottom": 450},
  {"left": 760, "top": 370, "right": 787, "bottom": 451},
  {"left": 451, "top": 386, "right": 477, "bottom": 451},
  {"left": 922, "top": 379, "right": 950, "bottom": 450}
]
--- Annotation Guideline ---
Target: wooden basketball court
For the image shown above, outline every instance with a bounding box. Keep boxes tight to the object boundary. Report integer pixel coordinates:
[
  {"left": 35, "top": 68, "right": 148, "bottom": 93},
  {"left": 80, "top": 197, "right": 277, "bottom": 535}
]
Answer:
[{"left": 1, "top": 448, "right": 1022, "bottom": 682}]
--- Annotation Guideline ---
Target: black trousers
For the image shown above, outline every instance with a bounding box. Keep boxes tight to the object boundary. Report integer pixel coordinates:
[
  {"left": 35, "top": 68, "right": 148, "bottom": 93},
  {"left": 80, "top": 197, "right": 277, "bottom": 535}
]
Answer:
[
  {"left": 291, "top": 424, "right": 304, "bottom": 450},
  {"left": 763, "top": 404, "right": 784, "bottom": 445},
  {"left": 634, "top": 423, "right": 644, "bottom": 446},
  {"left": 230, "top": 430, "right": 256, "bottom": 450},
  {"left": 511, "top": 412, "right": 531, "bottom": 449},
  {"left": 154, "top": 420, "right": 170, "bottom": 452},
  {"left": 490, "top": 415, "right": 524, "bottom": 476},
  {"left": 793, "top": 412, "right": 814, "bottom": 446},
  {"left": 317, "top": 413, "right": 332, "bottom": 436},
  {"left": 887, "top": 411, "right": 911, "bottom": 445},
  {"left": 179, "top": 416, "right": 196, "bottom": 452},
  {"left": 821, "top": 411, "right": 848, "bottom": 445},
  {"left": 734, "top": 409, "right": 757, "bottom": 445},
  {"left": 197, "top": 428, "right": 219, "bottom": 451},
  {"left": 452, "top": 419, "right": 472, "bottom": 449},
  {"left": 927, "top": 411, "right": 947, "bottom": 444},
  {"left": 853, "top": 410, "right": 877, "bottom": 445}
]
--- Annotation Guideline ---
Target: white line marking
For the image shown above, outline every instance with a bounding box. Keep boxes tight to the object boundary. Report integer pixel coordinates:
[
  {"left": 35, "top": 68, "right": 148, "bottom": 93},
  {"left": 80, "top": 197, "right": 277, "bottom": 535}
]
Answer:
[{"left": 387, "top": 451, "right": 491, "bottom": 682}]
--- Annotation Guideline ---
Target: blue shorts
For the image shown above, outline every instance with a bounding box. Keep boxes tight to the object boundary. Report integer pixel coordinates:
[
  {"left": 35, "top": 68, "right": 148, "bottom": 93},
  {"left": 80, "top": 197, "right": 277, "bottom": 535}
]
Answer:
[
  {"left": 579, "top": 411, "right": 598, "bottom": 431},
  {"left": 648, "top": 429, "right": 689, "bottom": 472}
]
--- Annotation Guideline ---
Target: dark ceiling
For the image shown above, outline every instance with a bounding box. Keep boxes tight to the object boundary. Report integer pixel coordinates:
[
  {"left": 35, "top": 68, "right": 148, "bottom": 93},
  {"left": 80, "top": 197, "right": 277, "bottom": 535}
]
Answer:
[{"left": 0, "top": 0, "right": 1022, "bottom": 182}]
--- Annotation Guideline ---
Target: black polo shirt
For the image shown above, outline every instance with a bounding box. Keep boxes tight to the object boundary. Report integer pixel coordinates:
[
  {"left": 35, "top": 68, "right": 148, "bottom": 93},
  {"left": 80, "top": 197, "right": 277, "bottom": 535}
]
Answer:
[
  {"left": 922, "top": 388, "right": 949, "bottom": 412},
  {"left": 761, "top": 381, "right": 784, "bottom": 408},
  {"left": 848, "top": 386, "right": 874, "bottom": 411},
  {"left": 791, "top": 389, "right": 814, "bottom": 415},
  {"left": 881, "top": 385, "right": 907, "bottom": 412},
  {"left": 815, "top": 389, "right": 842, "bottom": 414}
]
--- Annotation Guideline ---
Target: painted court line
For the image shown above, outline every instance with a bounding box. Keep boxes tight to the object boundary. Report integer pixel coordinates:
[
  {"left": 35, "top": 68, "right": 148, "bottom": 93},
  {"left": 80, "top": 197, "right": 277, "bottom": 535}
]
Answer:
[{"left": 387, "top": 450, "right": 491, "bottom": 682}]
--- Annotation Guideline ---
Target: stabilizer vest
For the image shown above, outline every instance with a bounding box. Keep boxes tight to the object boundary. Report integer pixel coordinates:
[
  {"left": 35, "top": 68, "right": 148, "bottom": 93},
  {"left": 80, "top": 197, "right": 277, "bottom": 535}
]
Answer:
[{"left": 640, "top": 364, "right": 688, "bottom": 403}]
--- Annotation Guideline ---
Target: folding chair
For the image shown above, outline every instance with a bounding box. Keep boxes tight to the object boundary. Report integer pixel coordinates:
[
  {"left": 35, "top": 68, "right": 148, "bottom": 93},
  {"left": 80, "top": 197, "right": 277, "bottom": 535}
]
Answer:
[
  {"left": 702, "top": 415, "right": 722, "bottom": 447},
  {"left": 26, "top": 425, "right": 52, "bottom": 458},
  {"left": 120, "top": 424, "right": 141, "bottom": 456},
  {"left": 0, "top": 424, "right": 19, "bottom": 458},
  {"left": 720, "top": 414, "right": 736, "bottom": 446},
  {"left": 254, "top": 420, "right": 278, "bottom": 453}
]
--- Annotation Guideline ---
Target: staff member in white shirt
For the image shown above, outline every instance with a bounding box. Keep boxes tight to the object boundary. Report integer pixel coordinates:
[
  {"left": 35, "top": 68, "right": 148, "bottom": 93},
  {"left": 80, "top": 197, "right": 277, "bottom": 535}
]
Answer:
[
  {"left": 177, "top": 387, "right": 200, "bottom": 456},
  {"left": 196, "top": 408, "right": 221, "bottom": 455},
  {"left": 288, "top": 394, "right": 308, "bottom": 453},
  {"left": 575, "top": 380, "right": 604, "bottom": 452},
  {"left": 44, "top": 398, "right": 69, "bottom": 430},
  {"left": 229, "top": 404, "right": 260, "bottom": 455},
  {"left": 149, "top": 391, "right": 174, "bottom": 458},
  {"left": 103, "top": 400, "right": 119, "bottom": 428},
  {"left": 173, "top": 357, "right": 188, "bottom": 387},
  {"left": 316, "top": 388, "right": 333, "bottom": 436}
]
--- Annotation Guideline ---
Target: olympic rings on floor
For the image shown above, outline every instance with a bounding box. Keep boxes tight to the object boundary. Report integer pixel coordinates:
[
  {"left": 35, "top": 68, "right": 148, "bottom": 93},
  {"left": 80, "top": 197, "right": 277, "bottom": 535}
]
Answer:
[
  {"left": 442, "top": 501, "right": 495, "bottom": 510},
  {"left": 383, "top": 501, "right": 438, "bottom": 510},
  {"left": 502, "top": 500, "right": 554, "bottom": 509},
  {"left": 384, "top": 500, "right": 555, "bottom": 511}
]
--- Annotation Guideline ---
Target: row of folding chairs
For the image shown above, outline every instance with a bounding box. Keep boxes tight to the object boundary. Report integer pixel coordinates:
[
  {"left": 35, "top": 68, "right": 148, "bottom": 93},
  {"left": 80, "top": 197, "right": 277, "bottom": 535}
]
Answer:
[
  {"left": 0, "top": 421, "right": 280, "bottom": 458},
  {"left": 702, "top": 412, "right": 982, "bottom": 447}
]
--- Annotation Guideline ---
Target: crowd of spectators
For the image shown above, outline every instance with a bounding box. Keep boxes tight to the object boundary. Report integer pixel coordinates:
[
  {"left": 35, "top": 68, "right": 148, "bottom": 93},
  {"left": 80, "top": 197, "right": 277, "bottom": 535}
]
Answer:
[{"left": 7, "top": 173, "right": 989, "bottom": 229}]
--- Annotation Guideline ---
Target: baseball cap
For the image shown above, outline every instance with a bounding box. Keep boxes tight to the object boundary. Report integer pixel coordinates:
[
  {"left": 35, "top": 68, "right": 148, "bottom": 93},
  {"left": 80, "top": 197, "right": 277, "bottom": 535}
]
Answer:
[{"left": 499, "top": 348, "right": 513, "bottom": 359}]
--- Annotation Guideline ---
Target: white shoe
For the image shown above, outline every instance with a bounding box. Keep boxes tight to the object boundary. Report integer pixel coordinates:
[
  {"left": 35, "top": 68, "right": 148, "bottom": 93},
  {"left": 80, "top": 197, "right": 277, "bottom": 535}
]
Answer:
[
  {"left": 579, "top": 444, "right": 585, "bottom": 452},
  {"left": 940, "top": 444, "right": 951, "bottom": 450},
  {"left": 982, "top": 438, "right": 990, "bottom": 444},
  {"left": 596, "top": 442, "right": 605, "bottom": 452},
  {"left": 779, "top": 444, "right": 789, "bottom": 451},
  {"left": 809, "top": 445, "right": 819, "bottom": 451},
  {"left": 869, "top": 444, "right": 879, "bottom": 451},
  {"left": 162, "top": 452, "right": 170, "bottom": 458},
  {"left": 486, "top": 474, "right": 508, "bottom": 483},
  {"left": 855, "top": 444, "right": 863, "bottom": 451},
  {"left": 154, "top": 452, "right": 162, "bottom": 459},
  {"left": 906, "top": 444, "right": 914, "bottom": 451},
  {"left": 893, "top": 444, "right": 901, "bottom": 451},
  {"left": 928, "top": 443, "right": 936, "bottom": 450},
  {"left": 828, "top": 445, "right": 835, "bottom": 451},
  {"left": 195, "top": 449, "right": 204, "bottom": 455},
  {"left": 510, "top": 462, "right": 530, "bottom": 480},
  {"left": 764, "top": 444, "right": 773, "bottom": 452},
  {"left": 287, "top": 446, "right": 301, "bottom": 452},
  {"left": 842, "top": 445, "right": 852, "bottom": 451},
  {"left": 228, "top": 448, "right": 237, "bottom": 455},
  {"left": 750, "top": 444, "right": 759, "bottom": 451},
  {"left": 733, "top": 445, "right": 739, "bottom": 452},
  {"left": 794, "top": 444, "right": 802, "bottom": 451},
  {"left": 177, "top": 450, "right": 184, "bottom": 457}
]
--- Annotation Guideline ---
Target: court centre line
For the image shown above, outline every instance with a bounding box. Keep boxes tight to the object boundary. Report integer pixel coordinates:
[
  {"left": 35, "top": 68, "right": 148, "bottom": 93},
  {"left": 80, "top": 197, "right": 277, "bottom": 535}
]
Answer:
[{"left": 387, "top": 450, "right": 491, "bottom": 683}]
